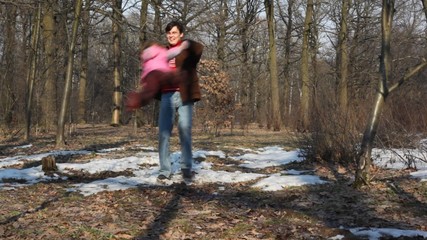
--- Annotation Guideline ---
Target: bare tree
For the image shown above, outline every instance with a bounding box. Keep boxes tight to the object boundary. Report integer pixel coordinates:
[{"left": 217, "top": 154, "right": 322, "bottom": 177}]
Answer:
[
  {"left": 264, "top": 0, "right": 281, "bottom": 131},
  {"left": 423, "top": 0, "right": 427, "bottom": 19},
  {"left": 41, "top": 0, "right": 58, "bottom": 130},
  {"left": 131, "top": 0, "right": 149, "bottom": 129},
  {"left": 56, "top": 0, "right": 83, "bottom": 146},
  {"left": 0, "top": 3, "right": 17, "bottom": 127},
  {"left": 354, "top": 0, "right": 427, "bottom": 187},
  {"left": 337, "top": 0, "right": 349, "bottom": 113},
  {"left": 1, "top": 0, "right": 424, "bottom": 149},
  {"left": 152, "top": 0, "right": 162, "bottom": 41},
  {"left": 300, "top": 0, "right": 314, "bottom": 131},
  {"left": 162, "top": 0, "right": 214, "bottom": 31},
  {"left": 77, "top": 0, "right": 90, "bottom": 124},
  {"left": 139, "top": 0, "right": 149, "bottom": 50},
  {"left": 235, "top": 0, "right": 261, "bottom": 124},
  {"left": 277, "top": 0, "right": 295, "bottom": 126},
  {"left": 25, "top": 2, "right": 42, "bottom": 141},
  {"left": 216, "top": 0, "right": 228, "bottom": 67},
  {"left": 111, "top": 0, "right": 123, "bottom": 126},
  {"left": 237, "top": 0, "right": 261, "bottom": 124}
]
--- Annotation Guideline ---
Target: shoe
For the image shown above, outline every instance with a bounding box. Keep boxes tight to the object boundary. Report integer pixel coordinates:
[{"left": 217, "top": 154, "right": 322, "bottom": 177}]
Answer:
[
  {"left": 157, "top": 174, "right": 170, "bottom": 181},
  {"left": 181, "top": 169, "right": 193, "bottom": 180}
]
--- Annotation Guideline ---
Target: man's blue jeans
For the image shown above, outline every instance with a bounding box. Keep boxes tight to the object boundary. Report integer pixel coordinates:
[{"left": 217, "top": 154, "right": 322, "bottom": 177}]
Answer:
[{"left": 158, "top": 92, "right": 193, "bottom": 177}]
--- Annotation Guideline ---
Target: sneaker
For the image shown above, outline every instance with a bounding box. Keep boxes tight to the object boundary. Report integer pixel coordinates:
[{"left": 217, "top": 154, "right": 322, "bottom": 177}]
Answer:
[
  {"left": 157, "top": 174, "right": 170, "bottom": 181},
  {"left": 181, "top": 169, "right": 193, "bottom": 180}
]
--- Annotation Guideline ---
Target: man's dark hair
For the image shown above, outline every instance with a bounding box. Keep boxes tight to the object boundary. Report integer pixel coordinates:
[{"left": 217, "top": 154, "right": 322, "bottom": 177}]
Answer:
[{"left": 165, "top": 21, "right": 185, "bottom": 33}]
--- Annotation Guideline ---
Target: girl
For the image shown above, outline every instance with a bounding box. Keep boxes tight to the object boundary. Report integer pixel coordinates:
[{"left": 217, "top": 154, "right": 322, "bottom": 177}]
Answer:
[{"left": 125, "top": 40, "right": 189, "bottom": 110}]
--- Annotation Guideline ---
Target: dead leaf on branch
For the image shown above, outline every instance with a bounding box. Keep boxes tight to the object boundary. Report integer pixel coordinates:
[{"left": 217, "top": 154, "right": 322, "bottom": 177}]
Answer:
[{"left": 199, "top": 60, "right": 235, "bottom": 130}]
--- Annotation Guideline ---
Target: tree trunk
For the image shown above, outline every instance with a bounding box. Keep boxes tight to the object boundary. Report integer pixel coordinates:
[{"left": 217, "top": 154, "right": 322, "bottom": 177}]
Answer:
[
  {"left": 354, "top": 0, "right": 394, "bottom": 187},
  {"left": 56, "top": 0, "right": 83, "bottom": 146},
  {"left": 42, "top": 155, "right": 58, "bottom": 174},
  {"left": 41, "top": 0, "right": 57, "bottom": 130},
  {"left": 237, "top": 0, "right": 258, "bottom": 124},
  {"left": 131, "top": 0, "right": 149, "bottom": 131},
  {"left": 338, "top": 0, "right": 349, "bottom": 113},
  {"left": 56, "top": 0, "right": 70, "bottom": 120},
  {"left": 354, "top": 0, "right": 427, "bottom": 187},
  {"left": 422, "top": 0, "right": 427, "bottom": 19},
  {"left": 264, "top": 0, "right": 281, "bottom": 131},
  {"left": 217, "top": 0, "right": 228, "bottom": 68},
  {"left": 139, "top": 0, "right": 149, "bottom": 50},
  {"left": 300, "top": 0, "right": 314, "bottom": 131},
  {"left": 1, "top": 4, "right": 17, "bottom": 127},
  {"left": 283, "top": 0, "right": 294, "bottom": 126},
  {"left": 111, "top": 0, "right": 123, "bottom": 127},
  {"left": 152, "top": 0, "right": 162, "bottom": 41},
  {"left": 77, "top": 0, "right": 90, "bottom": 124},
  {"left": 25, "top": 2, "right": 42, "bottom": 141}
]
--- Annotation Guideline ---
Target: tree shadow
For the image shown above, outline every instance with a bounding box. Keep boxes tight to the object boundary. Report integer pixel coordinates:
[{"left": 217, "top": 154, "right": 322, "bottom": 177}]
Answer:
[
  {"left": 0, "top": 191, "right": 71, "bottom": 225},
  {"left": 135, "top": 184, "right": 185, "bottom": 240},
  {"left": 1, "top": 162, "right": 425, "bottom": 239},
  {"left": 133, "top": 169, "right": 427, "bottom": 239},
  {"left": 385, "top": 175, "right": 427, "bottom": 220},
  {"left": 285, "top": 166, "right": 427, "bottom": 231},
  {"left": 83, "top": 141, "right": 130, "bottom": 152}
]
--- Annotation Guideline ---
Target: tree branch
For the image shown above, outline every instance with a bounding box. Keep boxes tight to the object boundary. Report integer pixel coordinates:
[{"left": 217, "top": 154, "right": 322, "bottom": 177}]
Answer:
[{"left": 388, "top": 58, "right": 427, "bottom": 93}]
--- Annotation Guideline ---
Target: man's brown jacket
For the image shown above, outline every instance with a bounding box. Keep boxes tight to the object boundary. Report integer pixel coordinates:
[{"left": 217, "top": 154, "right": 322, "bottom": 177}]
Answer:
[{"left": 174, "top": 40, "right": 204, "bottom": 103}]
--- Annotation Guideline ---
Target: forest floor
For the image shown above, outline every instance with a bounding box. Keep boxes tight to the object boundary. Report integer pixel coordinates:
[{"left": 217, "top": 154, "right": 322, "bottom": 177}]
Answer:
[{"left": 0, "top": 124, "right": 426, "bottom": 240}]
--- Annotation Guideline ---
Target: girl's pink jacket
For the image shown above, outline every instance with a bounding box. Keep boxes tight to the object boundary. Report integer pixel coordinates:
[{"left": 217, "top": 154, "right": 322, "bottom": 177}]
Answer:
[{"left": 140, "top": 44, "right": 183, "bottom": 80}]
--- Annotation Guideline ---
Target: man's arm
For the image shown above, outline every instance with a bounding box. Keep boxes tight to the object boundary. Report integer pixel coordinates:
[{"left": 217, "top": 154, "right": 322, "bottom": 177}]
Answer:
[
  {"left": 167, "top": 41, "right": 190, "bottom": 60},
  {"left": 186, "top": 40, "right": 204, "bottom": 65}
]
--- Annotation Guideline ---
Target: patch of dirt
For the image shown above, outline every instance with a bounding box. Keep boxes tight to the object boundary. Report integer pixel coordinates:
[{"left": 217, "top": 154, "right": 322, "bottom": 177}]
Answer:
[{"left": 0, "top": 124, "right": 426, "bottom": 239}]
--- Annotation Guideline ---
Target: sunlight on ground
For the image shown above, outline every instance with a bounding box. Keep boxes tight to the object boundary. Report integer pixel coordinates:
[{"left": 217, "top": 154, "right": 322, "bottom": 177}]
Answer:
[{"left": 1, "top": 142, "right": 427, "bottom": 239}]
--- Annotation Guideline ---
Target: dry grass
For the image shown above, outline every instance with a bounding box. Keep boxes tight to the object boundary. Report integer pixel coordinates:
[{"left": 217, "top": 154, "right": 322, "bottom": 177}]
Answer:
[{"left": 0, "top": 124, "right": 426, "bottom": 239}]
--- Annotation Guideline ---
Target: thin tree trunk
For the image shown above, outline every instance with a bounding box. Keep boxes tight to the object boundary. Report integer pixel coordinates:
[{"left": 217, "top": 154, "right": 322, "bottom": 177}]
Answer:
[
  {"left": 111, "top": 0, "right": 123, "bottom": 126},
  {"left": 25, "top": 2, "right": 42, "bottom": 141},
  {"left": 264, "top": 0, "right": 281, "bottom": 131},
  {"left": 150, "top": 0, "right": 162, "bottom": 126},
  {"left": 300, "top": 0, "right": 314, "bottom": 131},
  {"left": 217, "top": 0, "right": 228, "bottom": 68},
  {"left": 139, "top": 0, "right": 148, "bottom": 50},
  {"left": 338, "top": 0, "right": 349, "bottom": 113},
  {"left": 354, "top": 0, "right": 427, "bottom": 187},
  {"left": 354, "top": 0, "right": 394, "bottom": 187},
  {"left": 77, "top": 0, "right": 90, "bottom": 124},
  {"left": 56, "top": 0, "right": 83, "bottom": 146},
  {"left": 1, "top": 4, "right": 17, "bottom": 127},
  {"left": 283, "top": 0, "right": 294, "bottom": 126},
  {"left": 56, "top": 0, "right": 70, "bottom": 118},
  {"left": 153, "top": 0, "right": 162, "bottom": 41},
  {"left": 237, "top": 0, "right": 258, "bottom": 124},
  {"left": 422, "top": 0, "right": 427, "bottom": 19},
  {"left": 132, "top": 0, "right": 149, "bottom": 130}
]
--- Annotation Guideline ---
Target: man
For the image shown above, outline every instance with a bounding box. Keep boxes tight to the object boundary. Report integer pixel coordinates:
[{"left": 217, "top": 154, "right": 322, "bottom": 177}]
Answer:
[{"left": 157, "top": 21, "right": 204, "bottom": 181}]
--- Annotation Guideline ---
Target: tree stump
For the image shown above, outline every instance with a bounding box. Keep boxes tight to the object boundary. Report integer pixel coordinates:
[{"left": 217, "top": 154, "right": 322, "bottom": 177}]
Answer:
[{"left": 42, "top": 155, "right": 58, "bottom": 174}]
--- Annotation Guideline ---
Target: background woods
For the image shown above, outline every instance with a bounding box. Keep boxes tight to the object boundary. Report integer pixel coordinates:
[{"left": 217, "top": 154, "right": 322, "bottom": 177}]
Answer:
[{"left": 1, "top": 1, "right": 427, "bottom": 184}]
